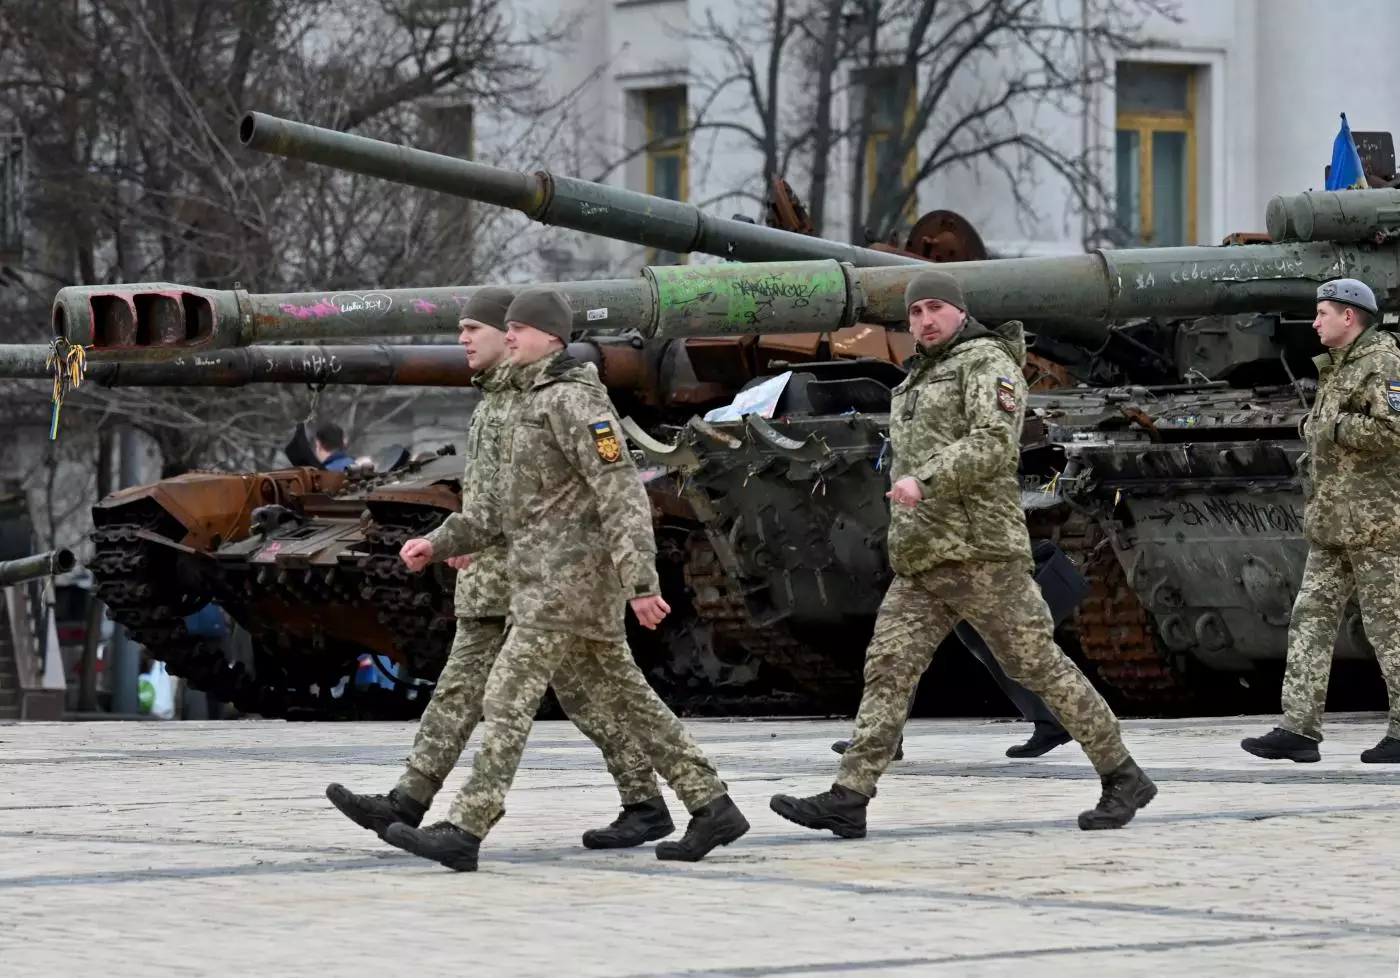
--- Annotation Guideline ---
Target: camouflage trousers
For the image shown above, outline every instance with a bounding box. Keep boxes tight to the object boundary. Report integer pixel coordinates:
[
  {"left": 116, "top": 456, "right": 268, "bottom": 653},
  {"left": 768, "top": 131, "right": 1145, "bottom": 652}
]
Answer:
[
  {"left": 395, "top": 617, "right": 660, "bottom": 809},
  {"left": 1281, "top": 546, "right": 1400, "bottom": 742},
  {"left": 445, "top": 625, "right": 727, "bottom": 838},
  {"left": 837, "top": 560, "right": 1130, "bottom": 796}
]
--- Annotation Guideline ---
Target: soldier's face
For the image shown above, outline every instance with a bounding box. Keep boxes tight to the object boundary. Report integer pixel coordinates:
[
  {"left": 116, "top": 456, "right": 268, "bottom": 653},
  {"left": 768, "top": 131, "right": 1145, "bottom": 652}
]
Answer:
[
  {"left": 459, "top": 320, "right": 507, "bottom": 371},
  {"left": 505, "top": 322, "right": 563, "bottom": 365},
  {"left": 1313, "top": 301, "right": 1362, "bottom": 349},
  {"left": 907, "top": 298, "right": 966, "bottom": 348}
]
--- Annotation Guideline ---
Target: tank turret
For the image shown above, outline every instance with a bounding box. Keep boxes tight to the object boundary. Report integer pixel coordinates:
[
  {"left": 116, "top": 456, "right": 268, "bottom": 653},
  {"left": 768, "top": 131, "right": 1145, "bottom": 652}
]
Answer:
[{"left": 0, "top": 549, "right": 77, "bottom": 586}]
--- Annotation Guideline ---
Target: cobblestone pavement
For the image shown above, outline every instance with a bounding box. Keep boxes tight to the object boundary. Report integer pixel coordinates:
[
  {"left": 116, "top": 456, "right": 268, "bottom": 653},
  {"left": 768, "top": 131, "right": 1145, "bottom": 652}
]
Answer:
[{"left": 3, "top": 712, "right": 1399, "bottom": 977}]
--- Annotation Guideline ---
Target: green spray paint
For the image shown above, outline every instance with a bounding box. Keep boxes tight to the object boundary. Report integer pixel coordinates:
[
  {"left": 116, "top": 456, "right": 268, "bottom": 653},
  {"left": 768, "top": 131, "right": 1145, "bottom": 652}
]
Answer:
[{"left": 649, "top": 260, "right": 850, "bottom": 335}]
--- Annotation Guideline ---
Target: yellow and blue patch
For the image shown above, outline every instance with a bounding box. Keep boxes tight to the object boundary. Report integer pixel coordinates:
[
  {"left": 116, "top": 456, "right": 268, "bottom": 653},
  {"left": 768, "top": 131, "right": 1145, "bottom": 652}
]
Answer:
[
  {"left": 1387, "top": 379, "right": 1400, "bottom": 412},
  {"left": 995, "top": 377, "right": 1017, "bottom": 413},
  {"left": 590, "top": 420, "right": 622, "bottom": 463}
]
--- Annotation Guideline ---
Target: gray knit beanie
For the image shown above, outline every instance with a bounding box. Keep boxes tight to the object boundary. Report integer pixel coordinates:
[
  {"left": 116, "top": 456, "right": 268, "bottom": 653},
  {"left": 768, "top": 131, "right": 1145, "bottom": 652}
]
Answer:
[
  {"left": 504, "top": 286, "right": 574, "bottom": 341},
  {"left": 459, "top": 286, "right": 515, "bottom": 331},
  {"left": 904, "top": 270, "right": 966, "bottom": 312}
]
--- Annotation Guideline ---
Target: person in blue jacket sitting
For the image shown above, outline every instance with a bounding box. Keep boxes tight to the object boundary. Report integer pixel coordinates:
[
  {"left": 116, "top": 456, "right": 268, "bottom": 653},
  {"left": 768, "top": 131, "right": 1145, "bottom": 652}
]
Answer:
[{"left": 314, "top": 422, "right": 355, "bottom": 472}]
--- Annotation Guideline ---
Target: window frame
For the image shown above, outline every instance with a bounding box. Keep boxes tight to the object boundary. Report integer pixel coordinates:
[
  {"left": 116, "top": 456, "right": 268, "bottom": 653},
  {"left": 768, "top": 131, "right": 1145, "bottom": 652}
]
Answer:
[{"left": 1115, "top": 66, "right": 1197, "bottom": 246}]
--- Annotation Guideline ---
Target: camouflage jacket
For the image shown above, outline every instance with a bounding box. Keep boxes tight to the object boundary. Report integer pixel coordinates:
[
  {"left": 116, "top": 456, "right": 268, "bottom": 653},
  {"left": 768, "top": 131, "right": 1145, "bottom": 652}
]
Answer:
[
  {"left": 438, "top": 350, "right": 661, "bottom": 641},
  {"left": 1300, "top": 326, "right": 1400, "bottom": 549},
  {"left": 885, "top": 317, "right": 1032, "bottom": 575},
  {"left": 423, "top": 362, "right": 517, "bottom": 618}
]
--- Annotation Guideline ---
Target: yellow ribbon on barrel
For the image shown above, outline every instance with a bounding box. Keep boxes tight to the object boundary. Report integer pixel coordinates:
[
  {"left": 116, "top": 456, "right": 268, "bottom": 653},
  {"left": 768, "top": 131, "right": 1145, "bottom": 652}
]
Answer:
[{"left": 45, "top": 336, "right": 88, "bottom": 440}]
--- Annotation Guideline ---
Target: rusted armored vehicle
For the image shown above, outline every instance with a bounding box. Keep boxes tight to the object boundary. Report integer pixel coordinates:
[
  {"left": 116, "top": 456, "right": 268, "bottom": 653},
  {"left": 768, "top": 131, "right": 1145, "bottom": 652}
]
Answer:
[
  {"left": 48, "top": 116, "right": 1400, "bottom": 716},
  {"left": 86, "top": 449, "right": 462, "bottom": 719}
]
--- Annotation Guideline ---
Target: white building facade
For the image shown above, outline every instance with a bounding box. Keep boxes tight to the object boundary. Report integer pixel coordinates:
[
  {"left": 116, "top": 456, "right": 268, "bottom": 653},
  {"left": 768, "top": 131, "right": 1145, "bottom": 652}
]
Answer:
[{"left": 484, "top": 0, "right": 1400, "bottom": 274}]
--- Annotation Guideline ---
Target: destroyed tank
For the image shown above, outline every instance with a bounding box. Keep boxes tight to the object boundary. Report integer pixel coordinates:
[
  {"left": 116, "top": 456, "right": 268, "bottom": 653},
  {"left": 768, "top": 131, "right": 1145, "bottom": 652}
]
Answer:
[
  {"left": 48, "top": 115, "right": 1400, "bottom": 715},
  {"left": 66, "top": 339, "right": 803, "bottom": 720}
]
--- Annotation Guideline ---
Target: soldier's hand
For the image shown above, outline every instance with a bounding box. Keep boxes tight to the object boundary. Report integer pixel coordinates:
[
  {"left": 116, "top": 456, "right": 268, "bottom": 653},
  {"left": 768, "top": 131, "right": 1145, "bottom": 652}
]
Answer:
[
  {"left": 886, "top": 476, "right": 923, "bottom": 508},
  {"left": 630, "top": 594, "right": 671, "bottom": 630},
  {"left": 400, "top": 538, "right": 435, "bottom": 573},
  {"left": 445, "top": 555, "right": 473, "bottom": 571}
]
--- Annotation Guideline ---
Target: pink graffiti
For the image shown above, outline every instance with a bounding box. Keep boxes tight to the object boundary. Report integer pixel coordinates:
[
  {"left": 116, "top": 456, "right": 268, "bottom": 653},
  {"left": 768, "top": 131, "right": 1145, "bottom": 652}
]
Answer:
[
  {"left": 278, "top": 300, "right": 342, "bottom": 320},
  {"left": 412, "top": 299, "right": 439, "bottom": 314}
]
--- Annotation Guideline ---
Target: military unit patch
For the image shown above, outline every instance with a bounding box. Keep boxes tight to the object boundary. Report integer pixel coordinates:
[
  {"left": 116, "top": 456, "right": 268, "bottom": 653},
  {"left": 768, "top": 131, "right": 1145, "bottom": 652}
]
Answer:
[
  {"left": 996, "top": 377, "right": 1017, "bottom": 413},
  {"left": 590, "top": 420, "right": 622, "bottom": 463},
  {"left": 1388, "top": 379, "right": 1400, "bottom": 412}
]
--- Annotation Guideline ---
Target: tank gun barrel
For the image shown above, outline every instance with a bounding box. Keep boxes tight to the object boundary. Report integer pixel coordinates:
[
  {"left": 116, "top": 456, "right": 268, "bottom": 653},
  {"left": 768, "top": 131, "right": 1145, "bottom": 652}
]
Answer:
[
  {"left": 238, "top": 111, "right": 922, "bottom": 270},
  {"left": 0, "top": 549, "right": 76, "bottom": 586},
  {"left": 0, "top": 343, "right": 482, "bottom": 386},
  {"left": 0, "top": 341, "right": 628, "bottom": 387},
  {"left": 51, "top": 190, "right": 1400, "bottom": 351}
]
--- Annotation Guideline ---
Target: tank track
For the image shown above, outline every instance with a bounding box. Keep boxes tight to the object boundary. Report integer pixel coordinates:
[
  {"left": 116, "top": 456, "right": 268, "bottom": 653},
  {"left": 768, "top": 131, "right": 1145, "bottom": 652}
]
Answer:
[
  {"left": 88, "top": 499, "right": 456, "bottom": 720},
  {"left": 360, "top": 501, "right": 456, "bottom": 679},
  {"left": 681, "top": 534, "right": 861, "bottom": 711},
  {"left": 1048, "top": 513, "right": 1193, "bottom": 712},
  {"left": 88, "top": 504, "right": 284, "bottom": 717}
]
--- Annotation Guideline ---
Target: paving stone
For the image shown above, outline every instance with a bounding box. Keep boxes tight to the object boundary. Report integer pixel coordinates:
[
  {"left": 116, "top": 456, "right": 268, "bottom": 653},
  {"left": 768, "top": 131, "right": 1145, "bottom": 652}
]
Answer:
[{"left": 1, "top": 712, "right": 1398, "bottom": 977}]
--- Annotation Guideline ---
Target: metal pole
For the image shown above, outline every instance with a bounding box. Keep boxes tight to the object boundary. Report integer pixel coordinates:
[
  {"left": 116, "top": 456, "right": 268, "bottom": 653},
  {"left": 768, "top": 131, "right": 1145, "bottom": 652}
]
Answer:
[
  {"left": 77, "top": 428, "right": 112, "bottom": 712},
  {"left": 108, "top": 426, "right": 141, "bottom": 715}
]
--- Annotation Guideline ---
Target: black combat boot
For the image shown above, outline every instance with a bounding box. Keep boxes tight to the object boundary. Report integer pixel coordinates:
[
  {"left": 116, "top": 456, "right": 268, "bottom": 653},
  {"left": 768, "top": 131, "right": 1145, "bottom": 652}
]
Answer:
[
  {"left": 1077, "top": 758, "right": 1157, "bottom": 830},
  {"left": 325, "top": 783, "right": 426, "bottom": 839},
  {"left": 581, "top": 796, "right": 676, "bottom": 849},
  {"left": 1005, "top": 724, "right": 1072, "bottom": 758},
  {"left": 1240, "top": 727, "right": 1321, "bottom": 763},
  {"left": 654, "top": 794, "right": 750, "bottom": 862},
  {"left": 769, "top": 784, "right": 871, "bottom": 839},
  {"left": 1360, "top": 735, "right": 1400, "bottom": 763},
  {"left": 382, "top": 820, "right": 481, "bottom": 872},
  {"left": 831, "top": 736, "right": 904, "bottom": 761}
]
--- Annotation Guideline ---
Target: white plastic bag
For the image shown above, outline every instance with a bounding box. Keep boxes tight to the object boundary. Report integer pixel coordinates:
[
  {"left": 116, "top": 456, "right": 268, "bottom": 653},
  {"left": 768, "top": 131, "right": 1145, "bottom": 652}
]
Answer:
[
  {"left": 152, "top": 661, "right": 175, "bottom": 719},
  {"left": 139, "top": 661, "right": 177, "bottom": 719}
]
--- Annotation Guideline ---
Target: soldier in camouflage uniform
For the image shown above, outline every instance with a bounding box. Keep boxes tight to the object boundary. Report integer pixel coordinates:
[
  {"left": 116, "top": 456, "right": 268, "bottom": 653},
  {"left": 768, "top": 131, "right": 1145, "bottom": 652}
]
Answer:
[
  {"left": 1242, "top": 278, "right": 1400, "bottom": 764},
  {"left": 325, "top": 287, "right": 673, "bottom": 849},
  {"left": 771, "top": 270, "right": 1157, "bottom": 837},
  {"left": 384, "top": 286, "right": 750, "bottom": 871}
]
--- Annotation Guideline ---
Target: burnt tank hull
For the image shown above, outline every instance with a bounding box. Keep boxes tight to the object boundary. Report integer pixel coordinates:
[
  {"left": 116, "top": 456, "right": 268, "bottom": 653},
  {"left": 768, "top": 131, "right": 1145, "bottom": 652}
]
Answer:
[
  {"left": 82, "top": 367, "right": 1356, "bottom": 720},
  {"left": 625, "top": 361, "right": 1381, "bottom": 716},
  {"left": 87, "top": 455, "right": 460, "bottom": 719},
  {"left": 84, "top": 438, "right": 794, "bottom": 719}
]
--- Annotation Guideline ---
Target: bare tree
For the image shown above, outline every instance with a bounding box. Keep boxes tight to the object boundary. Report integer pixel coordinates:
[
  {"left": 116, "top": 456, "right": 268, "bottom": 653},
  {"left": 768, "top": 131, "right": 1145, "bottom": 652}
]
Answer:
[
  {"left": 673, "top": 0, "right": 1179, "bottom": 243},
  {"left": 855, "top": 0, "right": 1181, "bottom": 245},
  {"left": 0, "top": 0, "right": 586, "bottom": 479}
]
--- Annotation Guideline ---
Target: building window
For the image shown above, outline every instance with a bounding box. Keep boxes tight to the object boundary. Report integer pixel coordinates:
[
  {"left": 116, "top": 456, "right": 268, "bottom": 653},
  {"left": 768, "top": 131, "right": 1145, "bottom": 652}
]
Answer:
[
  {"left": 1115, "top": 62, "right": 1197, "bottom": 247},
  {"left": 644, "top": 86, "right": 688, "bottom": 265},
  {"left": 0, "top": 132, "right": 23, "bottom": 265},
  {"left": 861, "top": 66, "right": 918, "bottom": 230}
]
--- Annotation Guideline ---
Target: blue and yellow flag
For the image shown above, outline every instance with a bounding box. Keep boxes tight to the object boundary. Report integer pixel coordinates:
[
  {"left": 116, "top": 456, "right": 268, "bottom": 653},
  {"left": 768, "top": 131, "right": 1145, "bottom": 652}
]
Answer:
[{"left": 1326, "top": 112, "right": 1367, "bottom": 190}]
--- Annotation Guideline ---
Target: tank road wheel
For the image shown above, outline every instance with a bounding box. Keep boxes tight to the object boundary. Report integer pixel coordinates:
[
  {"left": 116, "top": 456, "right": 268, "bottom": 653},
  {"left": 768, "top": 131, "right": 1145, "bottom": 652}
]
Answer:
[
  {"left": 1062, "top": 526, "right": 1196, "bottom": 716},
  {"left": 1075, "top": 547, "right": 1193, "bottom": 712},
  {"left": 676, "top": 535, "right": 861, "bottom": 714},
  {"left": 89, "top": 500, "right": 279, "bottom": 717}
]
